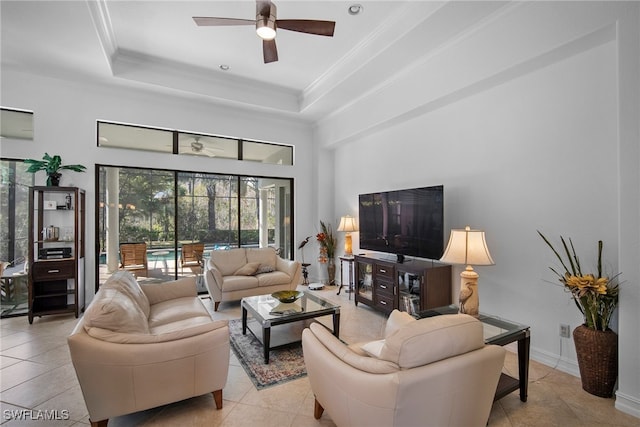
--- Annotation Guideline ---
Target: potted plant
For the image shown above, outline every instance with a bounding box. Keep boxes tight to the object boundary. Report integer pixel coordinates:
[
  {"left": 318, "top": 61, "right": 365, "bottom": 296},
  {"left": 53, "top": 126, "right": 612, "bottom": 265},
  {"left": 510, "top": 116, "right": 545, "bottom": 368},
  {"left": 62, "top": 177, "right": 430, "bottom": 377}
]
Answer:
[
  {"left": 317, "top": 221, "right": 337, "bottom": 286},
  {"left": 538, "top": 231, "right": 621, "bottom": 397},
  {"left": 24, "top": 153, "right": 86, "bottom": 186}
]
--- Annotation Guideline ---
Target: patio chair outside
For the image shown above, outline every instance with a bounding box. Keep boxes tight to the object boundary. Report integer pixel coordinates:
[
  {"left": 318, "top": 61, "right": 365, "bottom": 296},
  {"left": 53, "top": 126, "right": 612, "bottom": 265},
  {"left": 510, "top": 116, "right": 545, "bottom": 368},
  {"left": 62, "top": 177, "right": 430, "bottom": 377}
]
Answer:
[
  {"left": 181, "top": 242, "right": 205, "bottom": 274},
  {"left": 119, "top": 243, "right": 148, "bottom": 277}
]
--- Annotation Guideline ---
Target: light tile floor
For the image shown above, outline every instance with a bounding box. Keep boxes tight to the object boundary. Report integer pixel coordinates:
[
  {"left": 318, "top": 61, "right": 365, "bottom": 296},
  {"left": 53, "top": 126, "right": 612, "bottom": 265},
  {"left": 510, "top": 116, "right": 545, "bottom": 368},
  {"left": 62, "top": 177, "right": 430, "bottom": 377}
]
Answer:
[{"left": 1, "top": 285, "right": 638, "bottom": 426}]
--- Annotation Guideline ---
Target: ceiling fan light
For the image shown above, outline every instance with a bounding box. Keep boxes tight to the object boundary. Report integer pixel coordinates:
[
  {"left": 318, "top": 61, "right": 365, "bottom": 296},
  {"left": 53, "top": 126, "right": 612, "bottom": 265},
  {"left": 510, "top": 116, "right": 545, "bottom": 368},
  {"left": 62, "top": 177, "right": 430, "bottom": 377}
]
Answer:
[{"left": 256, "top": 19, "right": 276, "bottom": 40}]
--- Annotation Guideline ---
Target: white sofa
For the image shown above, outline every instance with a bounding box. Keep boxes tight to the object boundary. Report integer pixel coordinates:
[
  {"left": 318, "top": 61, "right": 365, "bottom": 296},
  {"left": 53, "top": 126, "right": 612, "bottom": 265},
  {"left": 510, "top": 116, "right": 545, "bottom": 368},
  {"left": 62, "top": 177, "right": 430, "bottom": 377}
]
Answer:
[
  {"left": 302, "top": 310, "right": 506, "bottom": 427},
  {"left": 204, "top": 247, "right": 301, "bottom": 310},
  {"left": 68, "top": 271, "right": 230, "bottom": 427}
]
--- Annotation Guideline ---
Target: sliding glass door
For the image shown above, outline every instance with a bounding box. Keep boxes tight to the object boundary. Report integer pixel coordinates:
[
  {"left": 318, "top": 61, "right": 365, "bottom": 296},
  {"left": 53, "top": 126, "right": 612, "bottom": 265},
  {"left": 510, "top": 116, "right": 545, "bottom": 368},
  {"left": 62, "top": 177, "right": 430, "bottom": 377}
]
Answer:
[
  {"left": 0, "top": 159, "right": 32, "bottom": 317},
  {"left": 97, "top": 166, "right": 293, "bottom": 289}
]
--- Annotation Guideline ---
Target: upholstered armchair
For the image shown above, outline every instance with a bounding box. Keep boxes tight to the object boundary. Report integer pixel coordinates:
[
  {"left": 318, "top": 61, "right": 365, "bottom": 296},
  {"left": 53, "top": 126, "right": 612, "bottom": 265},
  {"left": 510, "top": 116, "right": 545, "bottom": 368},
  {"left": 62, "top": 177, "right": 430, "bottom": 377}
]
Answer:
[
  {"left": 68, "top": 273, "right": 230, "bottom": 427},
  {"left": 302, "top": 311, "right": 506, "bottom": 427}
]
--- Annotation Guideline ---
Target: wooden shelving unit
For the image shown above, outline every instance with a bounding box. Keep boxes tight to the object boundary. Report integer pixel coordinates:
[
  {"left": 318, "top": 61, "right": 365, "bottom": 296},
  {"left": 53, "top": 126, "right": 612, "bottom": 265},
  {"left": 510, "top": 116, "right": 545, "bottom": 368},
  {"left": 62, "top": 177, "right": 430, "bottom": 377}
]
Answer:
[{"left": 28, "top": 186, "right": 85, "bottom": 324}]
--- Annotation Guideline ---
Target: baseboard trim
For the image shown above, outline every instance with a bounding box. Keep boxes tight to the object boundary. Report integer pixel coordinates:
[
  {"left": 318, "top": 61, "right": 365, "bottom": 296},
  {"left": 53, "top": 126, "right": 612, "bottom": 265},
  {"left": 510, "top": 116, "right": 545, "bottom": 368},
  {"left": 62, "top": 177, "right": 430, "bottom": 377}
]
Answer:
[
  {"left": 529, "top": 346, "right": 580, "bottom": 378},
  {"left": 615, "top": 391, "right": 640, "bottom": 419}
]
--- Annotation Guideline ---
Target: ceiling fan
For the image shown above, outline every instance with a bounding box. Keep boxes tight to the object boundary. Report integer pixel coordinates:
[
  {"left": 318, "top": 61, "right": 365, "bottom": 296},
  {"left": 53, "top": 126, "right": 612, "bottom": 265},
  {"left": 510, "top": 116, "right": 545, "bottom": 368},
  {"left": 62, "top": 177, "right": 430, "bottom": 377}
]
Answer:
[
  {"left": 190, "top": 137, "right": 205, "bottom": 153},
  {"left": 189, "top": 137, "right": 225, "bottom": 157},
  {"left": 193, "top": 0, "right": 335, "bottom": 63}
]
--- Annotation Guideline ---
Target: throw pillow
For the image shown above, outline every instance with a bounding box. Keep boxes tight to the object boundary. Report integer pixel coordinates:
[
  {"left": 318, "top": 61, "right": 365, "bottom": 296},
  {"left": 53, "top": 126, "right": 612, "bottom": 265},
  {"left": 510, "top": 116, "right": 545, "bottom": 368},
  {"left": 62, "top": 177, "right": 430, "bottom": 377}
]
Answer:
[
  {"left": 246, "top": 247, "right": 276, "bottom": 269},
  {"left": 347, "top": 342, "right": 370, "bottom": 357},
  {"left": 83, "top": 287, "right": 149, "bottom": 334},
  {"left": 384, "top": 309, "right": 417, "bottom": 338},
  {"left": 255, "top": 264, "right": 275, "bottom": 274},
  {"left": 102, "top": 270, "right": 151, "bottom": 317},
  {"left": 308, "top": 323, "right": 398, "bottom": 374},
  {"left": 234, "top": 262, "right": 260, "bottom": 276},
  {"left": 360, "top": 339, "right": 386, "bottom": 359}
]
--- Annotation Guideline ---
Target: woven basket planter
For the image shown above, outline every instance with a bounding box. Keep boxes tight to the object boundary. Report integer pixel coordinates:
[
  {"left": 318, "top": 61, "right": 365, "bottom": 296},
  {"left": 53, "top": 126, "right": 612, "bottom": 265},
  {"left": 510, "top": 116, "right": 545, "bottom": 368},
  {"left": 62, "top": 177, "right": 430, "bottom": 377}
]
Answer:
[{"left": 573, "top": 325, "right": 618, "bottom": 398}]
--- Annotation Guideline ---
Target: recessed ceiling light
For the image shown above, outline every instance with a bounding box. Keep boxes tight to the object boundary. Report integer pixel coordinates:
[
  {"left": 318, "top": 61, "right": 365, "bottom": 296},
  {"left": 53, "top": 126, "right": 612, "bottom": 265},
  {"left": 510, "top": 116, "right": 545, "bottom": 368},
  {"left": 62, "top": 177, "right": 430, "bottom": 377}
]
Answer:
[
  {"left": 348, "top": 4, "right": 363, "bottom": 15},
  {"left": 219, "top": 64, "right": 230, "bottom": 71}
]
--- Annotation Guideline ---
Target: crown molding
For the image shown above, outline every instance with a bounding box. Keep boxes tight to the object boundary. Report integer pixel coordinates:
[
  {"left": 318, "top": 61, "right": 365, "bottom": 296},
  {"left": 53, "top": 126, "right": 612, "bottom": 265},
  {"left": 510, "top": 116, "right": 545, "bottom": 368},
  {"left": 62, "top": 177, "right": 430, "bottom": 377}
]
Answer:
[{"left": 85, "top": 0, "right": 117, "bottom": 74}]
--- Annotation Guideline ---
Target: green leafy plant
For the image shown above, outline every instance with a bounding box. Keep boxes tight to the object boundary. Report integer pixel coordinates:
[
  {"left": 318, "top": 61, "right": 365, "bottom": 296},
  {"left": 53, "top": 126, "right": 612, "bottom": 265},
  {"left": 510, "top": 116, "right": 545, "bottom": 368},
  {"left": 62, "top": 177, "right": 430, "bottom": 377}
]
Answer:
[
  {"left": 24, "top": 153, "right": 86, "bottom": 185},
  {"left": 538, "top": 231, "right": 620, "bottom": 331}
]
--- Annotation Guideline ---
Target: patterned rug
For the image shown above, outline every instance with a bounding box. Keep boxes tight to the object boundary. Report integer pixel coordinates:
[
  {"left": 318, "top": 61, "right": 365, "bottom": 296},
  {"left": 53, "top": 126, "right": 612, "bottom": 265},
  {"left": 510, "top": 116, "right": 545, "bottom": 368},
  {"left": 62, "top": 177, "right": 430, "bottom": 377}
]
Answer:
[{"left": 228, "top": 319, "right": 307, "bottom": 390}]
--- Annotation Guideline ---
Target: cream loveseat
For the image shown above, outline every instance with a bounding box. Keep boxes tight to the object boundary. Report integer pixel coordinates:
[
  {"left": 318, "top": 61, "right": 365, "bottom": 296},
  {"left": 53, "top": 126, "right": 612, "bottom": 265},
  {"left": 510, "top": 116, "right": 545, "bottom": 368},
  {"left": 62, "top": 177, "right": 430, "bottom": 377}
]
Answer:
[
  {"left": 204, "top": 247, "right": 301, "bottom": 311},
  {"left": 68, "top": 271, "right": 230, "bottom": 427},
  {"left": 302, "top": 310, "right": 506, "bottom": 427}
]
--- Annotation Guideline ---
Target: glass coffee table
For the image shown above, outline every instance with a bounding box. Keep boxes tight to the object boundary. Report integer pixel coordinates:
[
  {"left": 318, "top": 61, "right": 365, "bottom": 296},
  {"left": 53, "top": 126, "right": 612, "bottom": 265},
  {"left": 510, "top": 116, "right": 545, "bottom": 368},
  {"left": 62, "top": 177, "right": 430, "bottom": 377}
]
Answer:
[
  {"left": 241, "top": 291, "right": 340, "bottom": 364},
  {"left": 418, "top": 305, "right": 530, "bottom": 402}
]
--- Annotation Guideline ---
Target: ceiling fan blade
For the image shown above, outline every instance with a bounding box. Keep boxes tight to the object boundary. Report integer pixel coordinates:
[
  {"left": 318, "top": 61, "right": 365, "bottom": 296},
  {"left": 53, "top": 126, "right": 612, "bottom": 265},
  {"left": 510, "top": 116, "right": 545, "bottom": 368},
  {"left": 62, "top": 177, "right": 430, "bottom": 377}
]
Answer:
[
  {"left": 276, "top": 19, "right": 335, "bottom": 36},
  {"left": 263, "top": 39, "right": 278, "bottom": 63},
  {"left": 193, "top": 17, "right": 255, "bottom": 26}
]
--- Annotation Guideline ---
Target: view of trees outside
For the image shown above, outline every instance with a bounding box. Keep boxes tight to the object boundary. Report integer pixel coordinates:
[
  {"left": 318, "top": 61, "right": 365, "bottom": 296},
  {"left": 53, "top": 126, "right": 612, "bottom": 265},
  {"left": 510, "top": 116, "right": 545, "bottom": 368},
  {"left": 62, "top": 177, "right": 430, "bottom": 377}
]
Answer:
[
  {"left": 115, "top": 168, "right": 175, "bottom": 245},
  {"left": 97, "top": 166, "right": 292, "bottom": 281},
  {"left": 1, "top": 160, "right": 32, "bottom": 317},
  {"left": 0, "top": 160, "right": 31, "bottom": 266}
]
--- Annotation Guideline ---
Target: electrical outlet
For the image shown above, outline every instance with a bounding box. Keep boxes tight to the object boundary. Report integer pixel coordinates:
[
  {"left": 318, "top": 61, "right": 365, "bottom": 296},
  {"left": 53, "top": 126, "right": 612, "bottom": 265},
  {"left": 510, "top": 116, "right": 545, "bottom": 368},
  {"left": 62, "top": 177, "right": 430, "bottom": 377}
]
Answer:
[{"left": 559, "top": 323, "right": 571, "bottom": 338}]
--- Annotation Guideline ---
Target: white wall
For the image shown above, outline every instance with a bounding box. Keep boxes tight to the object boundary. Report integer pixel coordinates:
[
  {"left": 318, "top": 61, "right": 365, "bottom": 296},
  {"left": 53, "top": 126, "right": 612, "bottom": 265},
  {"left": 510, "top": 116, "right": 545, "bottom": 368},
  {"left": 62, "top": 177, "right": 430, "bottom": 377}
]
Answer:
[
  {"left": 335, "top": 31, "right": 617, "bottom": 364},
  {"left": 0, "top": 68, "right": 316, "bottom": 300},
  {"left": 325, "top": 1, "right": 639, "bottom": 418}
]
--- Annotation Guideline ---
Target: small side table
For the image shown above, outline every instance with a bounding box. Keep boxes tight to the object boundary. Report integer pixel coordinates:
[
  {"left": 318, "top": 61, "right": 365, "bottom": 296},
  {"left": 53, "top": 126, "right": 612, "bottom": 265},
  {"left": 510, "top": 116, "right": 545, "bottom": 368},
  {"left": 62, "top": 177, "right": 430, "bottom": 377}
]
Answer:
[
  {"left": 151, "top": 251, "right": 170, "bottom": 274},
  {"left": 418, "top": 305, "right": 530, "bottom": 402},
  {"left": 301, "top": 263, "right": 311, "bottom": 286},
  {"left": 337, "top": 256, "right": 355, "bottom": 299}
]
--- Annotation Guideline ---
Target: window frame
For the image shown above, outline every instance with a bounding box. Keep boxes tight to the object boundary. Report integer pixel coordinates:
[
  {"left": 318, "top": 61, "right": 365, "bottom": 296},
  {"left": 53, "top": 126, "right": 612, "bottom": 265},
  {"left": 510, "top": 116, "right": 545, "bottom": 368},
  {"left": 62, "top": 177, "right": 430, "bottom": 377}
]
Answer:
[
  {"left": 94, "top": 163, "right": 294, "bottom": 291},
  {"left": 97, "top": 121, "right": 294, "bottom": 166}
]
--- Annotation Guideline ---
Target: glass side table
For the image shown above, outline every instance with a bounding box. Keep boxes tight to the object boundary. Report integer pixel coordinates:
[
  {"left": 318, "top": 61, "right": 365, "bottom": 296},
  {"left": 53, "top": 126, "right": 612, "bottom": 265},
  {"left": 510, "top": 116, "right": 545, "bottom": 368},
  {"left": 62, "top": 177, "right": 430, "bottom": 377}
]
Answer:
[{"left": 418, "top": 304, "right": 530, "bottom": 402}]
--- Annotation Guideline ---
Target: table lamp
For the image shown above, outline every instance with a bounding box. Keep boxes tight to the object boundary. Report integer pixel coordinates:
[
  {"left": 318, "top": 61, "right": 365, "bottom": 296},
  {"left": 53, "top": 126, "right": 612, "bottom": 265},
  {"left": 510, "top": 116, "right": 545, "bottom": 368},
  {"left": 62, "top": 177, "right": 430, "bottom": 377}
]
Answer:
[
  {"left": 337, "top": 215, "right": 358, "bottom": 256},
  {"left": 440, "top": 226, "right": 494, "bottom": 316}
]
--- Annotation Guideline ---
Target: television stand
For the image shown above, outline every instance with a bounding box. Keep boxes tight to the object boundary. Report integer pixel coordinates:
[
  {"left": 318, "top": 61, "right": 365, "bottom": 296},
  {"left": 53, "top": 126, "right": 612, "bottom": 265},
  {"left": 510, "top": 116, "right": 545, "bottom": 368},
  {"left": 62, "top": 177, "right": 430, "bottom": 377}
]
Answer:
[{"left": 353, "top": 254, "right": 451, "bottom": 314}]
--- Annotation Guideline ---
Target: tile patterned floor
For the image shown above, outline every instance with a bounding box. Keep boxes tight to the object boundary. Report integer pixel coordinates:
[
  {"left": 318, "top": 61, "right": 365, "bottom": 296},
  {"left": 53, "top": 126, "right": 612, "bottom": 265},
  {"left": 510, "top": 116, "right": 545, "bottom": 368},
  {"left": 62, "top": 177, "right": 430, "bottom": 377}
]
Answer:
[{"left": 1, "top": 285, "right": 638, "bottom": 426}]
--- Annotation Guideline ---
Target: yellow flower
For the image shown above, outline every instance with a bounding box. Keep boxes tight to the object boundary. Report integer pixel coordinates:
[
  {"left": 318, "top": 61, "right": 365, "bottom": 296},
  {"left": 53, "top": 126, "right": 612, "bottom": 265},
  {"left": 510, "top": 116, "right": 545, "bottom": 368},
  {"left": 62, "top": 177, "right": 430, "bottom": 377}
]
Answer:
[
  {"left": 594, "top": 277, "right": 609, "bottom": 295},
  {"left": 564, "top": 274, "right": 611, "bottom": 297},
  {"left": 565, "top": 274, "right": 595, "bottom": 289}
]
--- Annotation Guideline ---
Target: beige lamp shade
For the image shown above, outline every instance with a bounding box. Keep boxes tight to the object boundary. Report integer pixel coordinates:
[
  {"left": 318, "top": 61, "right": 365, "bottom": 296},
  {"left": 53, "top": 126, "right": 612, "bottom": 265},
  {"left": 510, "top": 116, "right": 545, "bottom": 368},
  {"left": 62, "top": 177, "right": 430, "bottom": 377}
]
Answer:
[
  {"left": 337, "top": 215, "right": 358, "bottom": 233},
  {"left": 440, "top": 226, "right": 494, "bottom": 266},
  {"left": 337, "top": 215, "right": 358, "bottom": 256}
]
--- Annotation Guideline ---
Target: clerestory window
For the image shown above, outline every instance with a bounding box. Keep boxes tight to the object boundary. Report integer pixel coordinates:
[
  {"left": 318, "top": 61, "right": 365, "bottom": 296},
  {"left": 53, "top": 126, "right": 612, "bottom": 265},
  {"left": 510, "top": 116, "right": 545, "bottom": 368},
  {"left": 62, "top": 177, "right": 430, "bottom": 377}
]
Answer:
[{"left": 97, "top": 121, "right": 293, "bottom": 165}]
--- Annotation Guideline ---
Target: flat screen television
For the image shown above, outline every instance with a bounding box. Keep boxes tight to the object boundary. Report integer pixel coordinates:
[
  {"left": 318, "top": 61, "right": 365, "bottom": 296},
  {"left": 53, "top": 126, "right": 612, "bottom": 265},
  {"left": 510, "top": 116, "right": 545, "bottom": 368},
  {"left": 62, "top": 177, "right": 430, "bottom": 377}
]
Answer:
[{"left": 358, "top": 185, "right": 444, "bottom": 261}]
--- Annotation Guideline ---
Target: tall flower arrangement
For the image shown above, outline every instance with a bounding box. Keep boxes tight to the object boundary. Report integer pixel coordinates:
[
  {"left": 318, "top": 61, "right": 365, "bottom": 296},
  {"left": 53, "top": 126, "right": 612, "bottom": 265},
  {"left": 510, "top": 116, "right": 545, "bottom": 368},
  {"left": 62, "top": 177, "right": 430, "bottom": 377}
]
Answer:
[
  {"left": 316, "top": 221, "right": 337, "bottom": 261},
  {"left": 538, "top": 231, "right": 620, "bottom": 331}
]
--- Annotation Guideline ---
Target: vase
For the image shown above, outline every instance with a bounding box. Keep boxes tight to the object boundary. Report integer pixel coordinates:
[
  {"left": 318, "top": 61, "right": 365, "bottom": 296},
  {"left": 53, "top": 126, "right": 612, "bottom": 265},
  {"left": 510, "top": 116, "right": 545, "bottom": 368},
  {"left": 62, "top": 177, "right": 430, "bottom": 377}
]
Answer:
[
  {"left": 573, "top": 324, "right": 618, "bottom": 398},
  {"left": 327, "top": 258, "right": 336, "bottom": 286},
  {"left": 47, "top": 172, "right": 61, "bottom": 186}
]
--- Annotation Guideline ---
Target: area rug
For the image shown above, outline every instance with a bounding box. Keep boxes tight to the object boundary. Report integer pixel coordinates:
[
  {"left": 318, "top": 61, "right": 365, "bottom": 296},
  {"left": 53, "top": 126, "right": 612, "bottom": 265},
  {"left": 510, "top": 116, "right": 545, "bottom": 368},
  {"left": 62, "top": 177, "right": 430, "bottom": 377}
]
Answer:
[{"left": 228, "top": 319, "right": 307, "bottom": 390}]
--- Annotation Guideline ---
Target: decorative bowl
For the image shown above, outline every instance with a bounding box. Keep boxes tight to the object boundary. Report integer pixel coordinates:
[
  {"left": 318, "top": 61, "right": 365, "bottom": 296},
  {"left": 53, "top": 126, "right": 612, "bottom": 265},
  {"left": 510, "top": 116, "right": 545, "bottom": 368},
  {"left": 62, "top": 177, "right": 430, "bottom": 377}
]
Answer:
[{"left": 271, "top": 290, "right": 304, "bottom": 303}]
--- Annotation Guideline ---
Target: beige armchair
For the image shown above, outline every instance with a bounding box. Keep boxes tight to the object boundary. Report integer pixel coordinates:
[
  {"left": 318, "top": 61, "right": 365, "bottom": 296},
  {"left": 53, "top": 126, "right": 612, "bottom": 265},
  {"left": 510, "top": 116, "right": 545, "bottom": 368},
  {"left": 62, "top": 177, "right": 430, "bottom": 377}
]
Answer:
[
  {"left": 68, "top": 272, "right": 230, "bottom": 427},
  {"left": 302, "top": 311, "right": 506, "bottom": 427}
]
